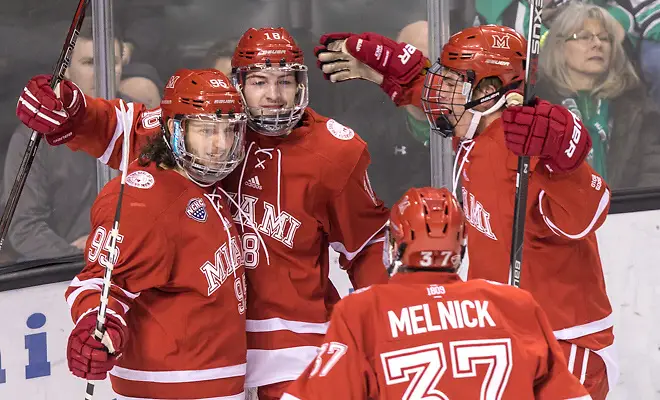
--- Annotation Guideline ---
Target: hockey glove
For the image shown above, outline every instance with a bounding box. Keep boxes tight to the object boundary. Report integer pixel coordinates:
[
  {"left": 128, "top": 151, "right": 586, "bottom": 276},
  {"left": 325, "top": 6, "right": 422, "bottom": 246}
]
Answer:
[
  {"left": 502, "top": 92, "right": 591, "bottom": 174},
  {"left": 67, "top": 312, "right": 128, "bottom": 380},
  {"left": 16, "top": 74, "right": 86, "bottom": 145},
  {"left": 314, "top": 32, "right": 428, "bottom": 104}
]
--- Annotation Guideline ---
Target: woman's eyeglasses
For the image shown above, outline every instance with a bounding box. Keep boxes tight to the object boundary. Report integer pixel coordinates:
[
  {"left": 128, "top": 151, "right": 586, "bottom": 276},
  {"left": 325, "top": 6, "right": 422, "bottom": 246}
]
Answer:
[{"left": 565, "top": 32, "right": 614, "bottom": 44}]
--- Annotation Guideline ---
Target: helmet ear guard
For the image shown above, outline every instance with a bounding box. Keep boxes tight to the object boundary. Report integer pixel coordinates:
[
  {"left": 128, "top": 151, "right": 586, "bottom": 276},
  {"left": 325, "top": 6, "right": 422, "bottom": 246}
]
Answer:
[{"left": 463, "top": 78, "right": 523, "bottom": 110}]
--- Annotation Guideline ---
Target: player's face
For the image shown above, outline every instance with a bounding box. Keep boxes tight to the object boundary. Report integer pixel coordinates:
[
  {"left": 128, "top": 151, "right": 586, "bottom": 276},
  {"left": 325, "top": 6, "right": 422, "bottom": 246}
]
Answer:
[
  {"left": 241, "top": 70, "right": 298, "bottom": 114},
  {"left": 183, "top": 119, "right": 237, "bottom": 167},
  {"left": 438, "top": 69, "right": 468, "bottom": 112},
  {"left": 65, "top": 38, "right": 123, "bottom": 97},
  {"left": 563, "top": 18, "right": 612, "bottom": 82},
  {"left": 437, "top": 69, "right": 472, "bottom": 138}
]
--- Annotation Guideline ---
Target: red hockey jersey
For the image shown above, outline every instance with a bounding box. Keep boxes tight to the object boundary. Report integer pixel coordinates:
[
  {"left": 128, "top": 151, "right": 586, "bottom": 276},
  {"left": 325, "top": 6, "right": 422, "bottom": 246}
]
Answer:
[
  {"left": 282, "top": 272, "right": 591, "bottom": 400},
  {"left": 394, "top": 73, "right": 615, "bottom": 356},
  {"left": 65, "top": 162, "right": 247, "bottom": 399},
  {"left": 64, "top": 97, "right": 390, "bottom": 388}
]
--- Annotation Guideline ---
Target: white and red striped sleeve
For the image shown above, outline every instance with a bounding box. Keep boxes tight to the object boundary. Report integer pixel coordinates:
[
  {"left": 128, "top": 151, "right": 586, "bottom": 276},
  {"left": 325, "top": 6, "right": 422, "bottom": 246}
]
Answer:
[
  {"left": 65, "top": 96, "right": 160, "bottom": 170},
  {"left": 65, "top": 190, "right": 173, "bottom": 325},
  {"left": 533, "top": 162, "right": 610, "bottom": 240},
  {"left": 533, "top": 301, "right": 593, "bottom": 399}
]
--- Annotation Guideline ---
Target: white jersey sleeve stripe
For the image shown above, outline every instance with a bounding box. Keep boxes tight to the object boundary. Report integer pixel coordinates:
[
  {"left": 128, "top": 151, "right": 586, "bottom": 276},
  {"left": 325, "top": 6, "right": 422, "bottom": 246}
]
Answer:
[
  {"left": 100, "top": 102, "right": 134, "bottom": 166},
  {"left": 246, "top": 317, "right": 329, "bottom": 335},
  {"left": 110, "top": 363, "right": 246, "bottom": 384},
  {"left": 538, "top": 189, "right": 610, "bottom": 240},
  {"left": 330, "top": 221, "right": 387, "bottom": 262}
]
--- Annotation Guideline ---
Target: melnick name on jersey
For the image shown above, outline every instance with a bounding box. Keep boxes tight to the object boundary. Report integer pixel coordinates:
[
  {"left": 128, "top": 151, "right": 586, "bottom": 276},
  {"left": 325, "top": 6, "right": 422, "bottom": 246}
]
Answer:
[{"left": 388, "top": 289, "right": 496, "bottom": 339}]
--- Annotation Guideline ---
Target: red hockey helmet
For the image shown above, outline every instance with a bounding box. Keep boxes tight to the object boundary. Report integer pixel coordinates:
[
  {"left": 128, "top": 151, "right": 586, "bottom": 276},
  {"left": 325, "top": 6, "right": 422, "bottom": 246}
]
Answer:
[
  {"left": 231, "top": 27, "right": 309, "bottom": 137},
  {"left": 232, "top": 27, "right": 304, "bottom": 68},
  {"left": 441, "top": 25, "right": 526, "bottom": 89},
  {"left": 421, "top": 25, "right": 526, "bottom": 138},
  {"left": 384, "top": 187, "right": 466, "bottom": 275},
  {"left": 160, "top": 69, "right": 247, "bottom": 185}
]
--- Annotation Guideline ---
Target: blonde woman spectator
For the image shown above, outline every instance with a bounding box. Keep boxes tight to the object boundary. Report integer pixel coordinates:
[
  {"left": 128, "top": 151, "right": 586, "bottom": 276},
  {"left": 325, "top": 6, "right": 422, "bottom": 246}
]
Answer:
[{"left": 538, "top": 2, "right": 660, "bottom": 189}]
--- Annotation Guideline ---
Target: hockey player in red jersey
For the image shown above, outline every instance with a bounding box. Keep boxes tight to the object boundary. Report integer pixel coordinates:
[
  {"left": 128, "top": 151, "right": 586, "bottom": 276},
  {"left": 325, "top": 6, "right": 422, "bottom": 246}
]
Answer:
[
  {"left": 229, "top": 27, "right": 389, "bottom": 398},
  {"left": 314, "top": 25, "right": 615, "bottom": 399},
  {"left": 282, "top": 186, "right": 591, "bottom": 400},
  {"left": 58, "top": 69, "right": 248, "bottom": 399},
  {"left": 15, "top": 27, "right": 389, "bottom": 400}
]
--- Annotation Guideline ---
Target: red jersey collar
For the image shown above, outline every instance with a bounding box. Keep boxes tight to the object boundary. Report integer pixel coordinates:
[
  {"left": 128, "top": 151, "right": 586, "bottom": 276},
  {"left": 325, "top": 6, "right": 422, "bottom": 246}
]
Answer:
[{"left": 389, "top": 271, "right": 463, "bottom": 285}]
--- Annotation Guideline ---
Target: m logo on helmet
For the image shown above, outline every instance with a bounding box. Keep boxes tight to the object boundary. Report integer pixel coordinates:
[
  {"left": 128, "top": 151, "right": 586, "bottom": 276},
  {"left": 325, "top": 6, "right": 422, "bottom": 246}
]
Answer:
[
  {"left": 166, "top": 75, "right": 180, "bottom": 89},
  {"left": 491, "top": 34, "right": 511, "bottom": 49}
]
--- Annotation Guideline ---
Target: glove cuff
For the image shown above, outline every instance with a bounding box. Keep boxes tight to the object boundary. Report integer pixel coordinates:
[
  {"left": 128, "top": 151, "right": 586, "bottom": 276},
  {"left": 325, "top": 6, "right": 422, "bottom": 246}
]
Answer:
[
  {"left": 44, "top": 131, "right": 75, "bottom": 146},
  {"left": 381, "top": 78, "right": 405, "bottom": 105}
]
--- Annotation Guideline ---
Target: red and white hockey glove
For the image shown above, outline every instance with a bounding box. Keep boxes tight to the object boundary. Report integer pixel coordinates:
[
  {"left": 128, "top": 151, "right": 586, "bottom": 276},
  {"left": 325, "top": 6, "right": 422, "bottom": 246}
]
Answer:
[
  {"left": 16, "top": 74, "right": 86, "bottom": 145},
  {"left": 502, "top": 92, "right": 592, "bottom": 174},
  {"left": 314, "top": 32, "right": 428, "bottom": 104},
  {"left": 67, "top": 312, "right": 128, "bottom": 380}
]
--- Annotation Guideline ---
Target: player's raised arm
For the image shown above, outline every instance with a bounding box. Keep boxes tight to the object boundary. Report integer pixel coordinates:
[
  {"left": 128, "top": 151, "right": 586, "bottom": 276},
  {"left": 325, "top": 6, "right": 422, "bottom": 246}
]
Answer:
[
  {"left": 16, "top": 74, "right": 158, "bottom": 170},
  {"left": 502, "top": 99, "right": 611, "bottom": 240},
  {"left": 315, "top": 32, "right": 429, "bottom": 107}
]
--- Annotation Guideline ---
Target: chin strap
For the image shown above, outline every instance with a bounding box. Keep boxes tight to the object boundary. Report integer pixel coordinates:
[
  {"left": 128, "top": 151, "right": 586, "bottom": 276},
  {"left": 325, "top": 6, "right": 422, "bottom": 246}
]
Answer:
[
  {"left": 463, "top": 95, "right": 508, "bottom": 140},
  {"left": 461, "top": 80, "right": 521, "bottom": 140}
]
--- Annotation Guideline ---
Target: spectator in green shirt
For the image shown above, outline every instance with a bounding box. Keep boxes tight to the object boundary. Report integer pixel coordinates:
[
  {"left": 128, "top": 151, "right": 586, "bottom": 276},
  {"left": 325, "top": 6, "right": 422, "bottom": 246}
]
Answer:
[{"left": 537, "top": 2, "right": 660, "bottom": 189}]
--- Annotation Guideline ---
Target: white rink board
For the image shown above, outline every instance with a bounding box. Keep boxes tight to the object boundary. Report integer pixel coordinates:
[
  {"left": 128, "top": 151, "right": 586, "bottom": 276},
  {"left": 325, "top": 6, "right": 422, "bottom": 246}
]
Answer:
[
  {"left": 0, "top": 282, "right": 116, "bottom": 399},
  {"left": 595, "top": 209, "right": 660, "bottom": 400},
  {"left": 0, "top": 209, "right": 657, "bottom": 399}
]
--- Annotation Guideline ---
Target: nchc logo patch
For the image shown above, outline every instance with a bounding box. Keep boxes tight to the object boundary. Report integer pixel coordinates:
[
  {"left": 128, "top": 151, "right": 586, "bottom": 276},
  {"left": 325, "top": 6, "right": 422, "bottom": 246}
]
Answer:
[{"left": 186, "top": 198, "right": 208, "bottom": 223}]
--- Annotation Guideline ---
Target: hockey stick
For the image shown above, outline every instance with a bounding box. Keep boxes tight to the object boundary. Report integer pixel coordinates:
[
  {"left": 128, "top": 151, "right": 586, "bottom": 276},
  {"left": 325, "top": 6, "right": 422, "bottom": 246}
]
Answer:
[
  {"left": 0, "top": 0, "right": 90, "bottom": 253},
  {"left": 508, "top": 0, "right": 543, "bottom": 288},
  {"left": 84, "top": 99, "right": 131, "bottom": 399}
]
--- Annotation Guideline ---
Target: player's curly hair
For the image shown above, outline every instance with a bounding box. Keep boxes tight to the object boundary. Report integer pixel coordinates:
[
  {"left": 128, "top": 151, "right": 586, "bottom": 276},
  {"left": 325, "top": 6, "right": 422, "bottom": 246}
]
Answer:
[{"left": 138, "top": 131, "right": 177, "bottom": 169}]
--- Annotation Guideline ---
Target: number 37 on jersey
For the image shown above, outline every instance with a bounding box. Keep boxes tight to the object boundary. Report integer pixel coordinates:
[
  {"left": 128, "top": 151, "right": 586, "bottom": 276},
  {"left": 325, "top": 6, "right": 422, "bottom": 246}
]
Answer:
[{"left": 305, "top": 338, "right": 513, "bottom": 400}]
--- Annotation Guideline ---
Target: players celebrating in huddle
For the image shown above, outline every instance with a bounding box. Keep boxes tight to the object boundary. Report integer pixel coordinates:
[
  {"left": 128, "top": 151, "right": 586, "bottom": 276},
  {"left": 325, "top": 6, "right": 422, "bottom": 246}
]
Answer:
[
  {"left": 15, "top": 21, "right": 616, "bottom": 399},
  {"left": 17, "top": 26, "right": 388, "bottom": 400}
]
